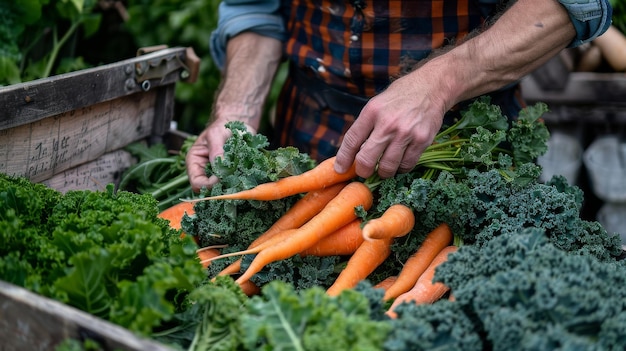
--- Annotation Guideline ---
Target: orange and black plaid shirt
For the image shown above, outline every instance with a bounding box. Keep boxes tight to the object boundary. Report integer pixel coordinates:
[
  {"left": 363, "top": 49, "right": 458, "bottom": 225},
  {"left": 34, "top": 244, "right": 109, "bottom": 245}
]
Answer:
[{"left": 272, "top": 0, "right": 520, "bottom": 162}]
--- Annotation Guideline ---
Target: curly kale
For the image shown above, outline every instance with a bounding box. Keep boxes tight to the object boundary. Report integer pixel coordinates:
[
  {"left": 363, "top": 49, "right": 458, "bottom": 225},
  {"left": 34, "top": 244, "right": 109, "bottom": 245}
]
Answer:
[
  {"left": 0, "top": 174, "right": 206, "bottom": 336},
  {"left": 368, "top": 162, "right": 622, "bottom": 287},
  {"left": 435, "top": 228, "right": 626, "bottom": 351},
  {"left": 507, "top": 102, "right": 550, "bottom": 164},
  {"left": 242, "top": 254, "right": 340, "bottom": 290},
  {"left": 384, "top": 300, "right": 484, "bottom": 351}
]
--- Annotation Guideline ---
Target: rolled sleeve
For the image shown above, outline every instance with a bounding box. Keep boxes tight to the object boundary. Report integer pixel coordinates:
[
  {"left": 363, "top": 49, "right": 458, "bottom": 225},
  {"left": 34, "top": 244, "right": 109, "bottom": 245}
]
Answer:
[
  {"left": 209, "top": 0, "right": 286, "bottom": 70},
  {"left": 558, "top": 0, "right": 613, "bottom": 47}
]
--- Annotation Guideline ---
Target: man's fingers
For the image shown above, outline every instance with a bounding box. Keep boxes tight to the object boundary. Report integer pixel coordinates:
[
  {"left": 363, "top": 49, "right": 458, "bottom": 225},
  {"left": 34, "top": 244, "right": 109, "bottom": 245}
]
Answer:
[
  {"left": 376, "top": 142, "right": 408, "bottom": 179},
  {"left": 334, "top": 116, "right": 373, "bottom": 174}
]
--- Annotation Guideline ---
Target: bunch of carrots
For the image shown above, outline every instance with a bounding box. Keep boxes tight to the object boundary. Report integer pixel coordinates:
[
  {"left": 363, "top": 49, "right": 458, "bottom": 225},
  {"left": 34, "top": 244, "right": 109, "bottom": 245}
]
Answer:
[{"left": 159, "top": 156, "right": 458, "bottom": 316}]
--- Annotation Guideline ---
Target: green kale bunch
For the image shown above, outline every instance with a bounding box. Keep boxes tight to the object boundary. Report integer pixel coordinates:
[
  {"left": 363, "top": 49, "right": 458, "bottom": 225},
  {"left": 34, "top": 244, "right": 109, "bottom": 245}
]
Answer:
[
  {"left": 384, "top": 299, "right": 484, "bottom": 351},
  {"left": 0, "top": 174, "right": 206, "bottom": 335},
  {"left": 369, "top": 162, "right": 622, "bottom": 286},
  {"left": 241, "top": 280, "right": 392, "bottom": 351},
  {"left": 434, "top": 228, "right": 626, "bottom": 351},
  {"left": 242, "top": 254, "right": 341, "bottom": 291}
]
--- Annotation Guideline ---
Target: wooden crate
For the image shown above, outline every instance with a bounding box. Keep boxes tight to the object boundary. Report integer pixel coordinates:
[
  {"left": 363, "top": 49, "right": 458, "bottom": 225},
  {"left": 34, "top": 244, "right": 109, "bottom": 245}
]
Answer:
[
  {"left": 0, "top": 46, "right": 199, "bottom": 192},
  {"left": 521, "top": 49, "right": 626, "bottom": 125},
  {"left": 0, "top": 280, "right": 176, "bottom": 351},
  {"left": 0, "top": 46, "right": 199, "bottom": 350}
]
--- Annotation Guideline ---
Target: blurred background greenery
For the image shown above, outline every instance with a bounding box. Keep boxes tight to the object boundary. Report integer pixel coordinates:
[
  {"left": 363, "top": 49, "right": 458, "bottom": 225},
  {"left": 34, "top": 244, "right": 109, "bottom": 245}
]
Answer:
[{"left": 0, "top": 0, "right": 284, "bottom": 135}]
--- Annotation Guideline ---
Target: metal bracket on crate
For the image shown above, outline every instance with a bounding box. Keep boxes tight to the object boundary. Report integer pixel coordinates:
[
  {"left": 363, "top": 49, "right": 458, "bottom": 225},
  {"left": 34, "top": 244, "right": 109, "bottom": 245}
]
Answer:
[{"left": 133, "top": 46, "right": 200, "bottom": 91}]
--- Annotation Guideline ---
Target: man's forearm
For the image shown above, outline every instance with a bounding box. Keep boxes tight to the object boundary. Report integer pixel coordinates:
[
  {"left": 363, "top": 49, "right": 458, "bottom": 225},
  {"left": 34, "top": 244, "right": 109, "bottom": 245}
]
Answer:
[
  {"left": 213, "top": 32, "right": 283, "bottom": 128},
  {"left": 423, "top": 0, "right": 576, "bottom": 109}
]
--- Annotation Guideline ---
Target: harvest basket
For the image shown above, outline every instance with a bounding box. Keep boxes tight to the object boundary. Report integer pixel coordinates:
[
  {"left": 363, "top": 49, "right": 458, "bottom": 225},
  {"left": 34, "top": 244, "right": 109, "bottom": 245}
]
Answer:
[{"left": 0, "top": 46, "right": 199, "bottom": 193}]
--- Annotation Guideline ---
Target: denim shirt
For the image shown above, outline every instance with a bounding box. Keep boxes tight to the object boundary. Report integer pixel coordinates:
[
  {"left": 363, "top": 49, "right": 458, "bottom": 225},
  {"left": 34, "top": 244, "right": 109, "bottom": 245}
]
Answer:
[{"left": 209, "top": 0, "right": 613, "bottom": 69}]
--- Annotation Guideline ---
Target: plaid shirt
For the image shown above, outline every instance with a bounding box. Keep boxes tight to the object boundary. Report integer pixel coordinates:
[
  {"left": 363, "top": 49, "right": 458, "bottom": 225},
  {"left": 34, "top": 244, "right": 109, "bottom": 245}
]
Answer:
[{"left": 272, "top": 0, "right": 522, "bottom": 162}]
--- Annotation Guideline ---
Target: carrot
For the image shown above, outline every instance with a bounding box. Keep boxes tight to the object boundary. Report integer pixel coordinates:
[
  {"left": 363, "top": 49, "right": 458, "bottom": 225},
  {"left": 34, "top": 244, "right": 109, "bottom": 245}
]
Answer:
[
  {"left": 216, "top": 217, "right": 360, "bottom": 276},
  {"left": 386, "top": 245, "right": 457, "bottom": 319},
  {"left": 326, "top": 237, "right": 394, "bottom": 297},
  {"left": 299, "top": 219, "right": 364, "bottom": 257},
  {"left": 217, "top": 259, "right": 242, "bottom": 276},
  {"left": 239, "top": 280, "right": 261, "bottom": 297},
  {"left": 383, "top": 223, "right": 453, "bottom": 301},
  {"left": 248, "top": 182, "right": 347, "bottom": 248},
  {"left": 158, "top": 201, "right": 195, "bottom": 231},
  {"left": 373, "top": 276, "right": 398, "bottom": 291},
  {"left": 211, "top": 183, "right": 348, "bottom": 276},
  {"left": 202, "top": 228, "right": 301, "bottom": 265},
  {"left": 196, "top": 247, "right": 222, "bottom": 269},
  {"left": 362, "top": 203, "right": 415, "bottom": 241},
  {"left": 235, "top": 181, "right": 374, "bottom": 285},
  {"left": 183, "top": 156, "right": 357, "bottom": 202}
]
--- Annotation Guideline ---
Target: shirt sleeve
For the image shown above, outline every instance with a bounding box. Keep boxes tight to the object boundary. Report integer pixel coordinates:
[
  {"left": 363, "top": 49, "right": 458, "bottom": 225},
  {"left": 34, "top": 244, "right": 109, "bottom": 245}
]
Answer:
[
  {"left": 209, "top": 0, "right": 287, "bottom": 70},
  {"left": 558, "top": 0, "right": 613, "bottom": 47}
]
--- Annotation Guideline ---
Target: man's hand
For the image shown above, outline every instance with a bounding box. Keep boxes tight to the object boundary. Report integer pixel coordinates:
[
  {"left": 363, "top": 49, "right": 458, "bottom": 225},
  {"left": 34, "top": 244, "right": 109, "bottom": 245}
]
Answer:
[
  {"left": 334, "top": 71, "right": 449, "bottom": 179},
  {"left": 186, "top": 119, "right": 258, "bottom": 192},
  {"left": 335, "top": 0, "right": 575, "bottom": 179},
  {"left": 186, "top": 120, "right": 231, "bottom": 193}
]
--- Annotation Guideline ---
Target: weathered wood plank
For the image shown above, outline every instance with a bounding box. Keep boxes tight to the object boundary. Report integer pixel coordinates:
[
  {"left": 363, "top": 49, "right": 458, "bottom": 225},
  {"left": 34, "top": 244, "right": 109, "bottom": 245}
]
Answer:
[
  {"left": 0, "top": 91, "right": 157, "bottom": 183},
  {"left": 0, "top": 47, "right": 190, "bottom": 130},
  {"left": 41, "top": 149, "right": 135, "bottom": 192},
  {"left": 0, "top": 280, "right": 175, "bottom": 351},
  {"left": 522, "top": 72, "right": 626, "bottom": 105}
]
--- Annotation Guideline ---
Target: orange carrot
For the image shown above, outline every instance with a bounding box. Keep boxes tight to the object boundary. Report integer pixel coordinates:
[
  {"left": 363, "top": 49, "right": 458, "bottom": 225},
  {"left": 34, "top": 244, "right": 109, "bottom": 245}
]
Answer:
[
  {"left": 247, "top": 182, "right": 348, "bottom": 248},
  {"left": 373, "top": 276, "right": 398, "bottom": 291},
  {"left": 362, "top": 204, "right": 415, "bottom": 241},
  {"left": 326, "top": 237, "right": 394, "bottom": 296},
  {"left": 383, "top": 223, "right": 453, "bottom": 301},
  {"left": 235, "top": 181, "right": 374, "bottom": 285},
  {"left": 386, "top": 245, "right": 457, "bottom": 319},
  {"left": 212, "top": 183, "right": 348, "bottom": 276},
  {"left": 202, "top": 228, "right": 300, "bottom": 265},
  {"left": 239, "top": 280, "right": 261, "bottom": 296},
  {"left": 158, "top": 201, "right": 195, "bottom": 231},
  {"left": 217, "top": 259, "right": 242, "bottom": 276},
  {"left": 196, "top": 247, "right": 221, "bottom": 269},
  {"left": 216, "top": 216, "right": 360, "bottom": 276},
  {"left": 184, "top": 156, "right": 357, "bottom": 202},
  {"left": 299, "top": 219, "right": 364, "bottom": 257}
]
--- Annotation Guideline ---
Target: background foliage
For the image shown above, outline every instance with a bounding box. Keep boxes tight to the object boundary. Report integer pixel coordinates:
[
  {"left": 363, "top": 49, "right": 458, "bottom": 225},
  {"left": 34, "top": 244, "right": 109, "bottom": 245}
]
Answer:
[{"left": 1, "top": 0, "right": 223, "bottom": 134}]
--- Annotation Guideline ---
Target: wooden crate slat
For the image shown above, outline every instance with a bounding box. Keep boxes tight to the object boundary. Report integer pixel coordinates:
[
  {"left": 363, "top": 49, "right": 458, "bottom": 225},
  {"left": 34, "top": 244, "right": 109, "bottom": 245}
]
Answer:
[
  {"left": 0, "top": 280, "right": 175, "bottom": 351},
  {"left": 41, "top": 149, "right": 135, "bottom": 192},
  {"left": 0, "top": 47, "right": 188, "bottom": 130},
  {"left": 0, "top": 91, "right": 156, "bottom": 183}
]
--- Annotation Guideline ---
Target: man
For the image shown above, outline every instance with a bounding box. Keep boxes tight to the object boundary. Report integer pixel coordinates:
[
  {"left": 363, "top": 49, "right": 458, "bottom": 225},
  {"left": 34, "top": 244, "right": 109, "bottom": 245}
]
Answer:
[{"left": 186, "top": 0, "right": 612, "bottom": 192}]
